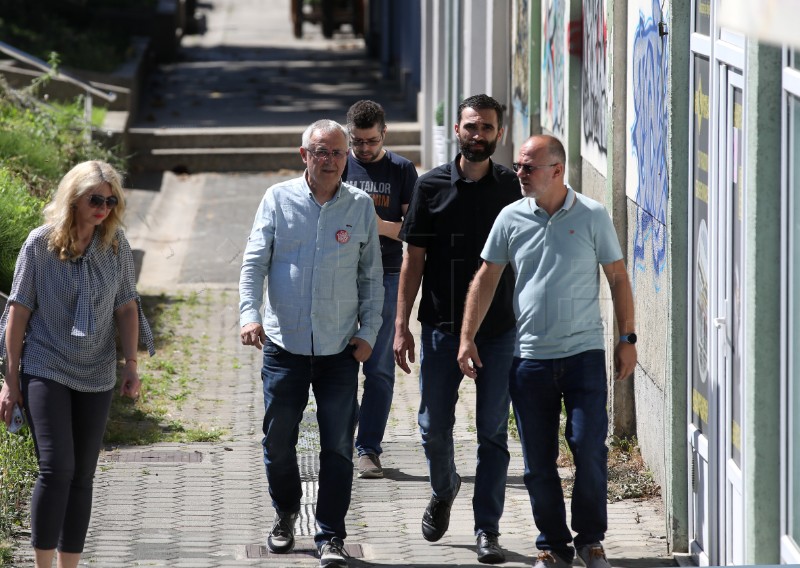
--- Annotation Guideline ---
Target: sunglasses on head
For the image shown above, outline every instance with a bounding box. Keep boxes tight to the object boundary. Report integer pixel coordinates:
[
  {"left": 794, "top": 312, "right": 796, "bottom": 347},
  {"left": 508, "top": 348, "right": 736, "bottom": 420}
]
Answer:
[{"left": 87, "top": 194, "right": 119, "bottom": 209}]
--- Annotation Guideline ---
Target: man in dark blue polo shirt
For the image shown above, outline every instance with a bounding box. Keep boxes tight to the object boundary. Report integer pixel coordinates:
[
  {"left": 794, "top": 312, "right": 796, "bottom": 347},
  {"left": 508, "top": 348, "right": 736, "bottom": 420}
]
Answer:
[{"left": 394, "top": 94, "right": 520, "bottom": 565}]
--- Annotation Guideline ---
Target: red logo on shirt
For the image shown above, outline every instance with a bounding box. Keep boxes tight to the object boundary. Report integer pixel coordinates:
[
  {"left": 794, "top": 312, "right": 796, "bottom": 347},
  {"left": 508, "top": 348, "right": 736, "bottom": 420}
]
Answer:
[{"left": 336, "top": 229, "right": 350, "bottom": 244}]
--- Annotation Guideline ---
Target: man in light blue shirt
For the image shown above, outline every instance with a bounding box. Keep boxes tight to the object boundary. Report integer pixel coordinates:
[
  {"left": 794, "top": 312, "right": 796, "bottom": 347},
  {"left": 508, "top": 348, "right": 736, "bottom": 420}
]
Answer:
[
  {"left": 239, "top": 119, "right": 383, "bottom": 568},
  {"left": 458, "top": 135, "right": 636, "bottom": 568}
]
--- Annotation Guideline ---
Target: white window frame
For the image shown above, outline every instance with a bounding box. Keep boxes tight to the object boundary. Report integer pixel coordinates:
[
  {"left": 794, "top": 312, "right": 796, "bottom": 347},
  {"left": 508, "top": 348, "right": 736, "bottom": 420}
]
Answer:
[{"left": 781, "top": 50, "right": 800, "bottom": 566}]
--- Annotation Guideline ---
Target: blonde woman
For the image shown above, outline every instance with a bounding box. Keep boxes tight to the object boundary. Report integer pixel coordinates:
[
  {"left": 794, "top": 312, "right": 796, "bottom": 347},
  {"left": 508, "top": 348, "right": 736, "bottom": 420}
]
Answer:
[{"left": 0, "top": 160, "right": 154, "bottom": 568}]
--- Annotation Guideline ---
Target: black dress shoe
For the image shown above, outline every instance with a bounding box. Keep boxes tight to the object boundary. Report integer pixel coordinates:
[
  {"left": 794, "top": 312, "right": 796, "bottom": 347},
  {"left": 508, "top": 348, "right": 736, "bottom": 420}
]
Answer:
[
  {"left": 421, "top": 474, "right": 461, "bottom": 542},
  {"left": 477, "top": 531, "right": 506, "bottom": 564}
]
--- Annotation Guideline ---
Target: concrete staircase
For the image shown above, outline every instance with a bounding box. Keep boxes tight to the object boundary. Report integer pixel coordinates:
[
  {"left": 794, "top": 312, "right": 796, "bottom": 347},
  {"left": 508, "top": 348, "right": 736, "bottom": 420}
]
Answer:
[{"left": 127, "top": 122, "right": 421, "bottom": 173}]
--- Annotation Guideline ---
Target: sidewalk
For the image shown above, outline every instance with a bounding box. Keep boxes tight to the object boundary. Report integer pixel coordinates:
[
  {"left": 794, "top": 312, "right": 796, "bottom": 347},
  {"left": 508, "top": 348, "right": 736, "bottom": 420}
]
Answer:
[{"left": 13, "top": 172, "right": 672, "bottom": 567}]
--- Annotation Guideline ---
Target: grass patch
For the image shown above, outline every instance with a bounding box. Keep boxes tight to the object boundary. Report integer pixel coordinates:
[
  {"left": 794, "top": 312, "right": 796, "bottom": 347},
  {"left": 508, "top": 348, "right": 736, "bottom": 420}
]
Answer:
[
  {"left": 104, "top": 292, "right": 226, "bottom": 446},
  {"left": 0, "top": 424, "right": 38, "bottom": 564}
]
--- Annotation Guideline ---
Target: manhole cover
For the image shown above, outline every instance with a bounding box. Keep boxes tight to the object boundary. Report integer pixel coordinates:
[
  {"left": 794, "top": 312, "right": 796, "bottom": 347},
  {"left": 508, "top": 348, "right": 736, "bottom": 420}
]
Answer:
[
  {"left": 104, "top": 451, "right": 203, "bottom": 463},
  {"left": 245, "top": 543, "right": 363, "bottom": 559}
]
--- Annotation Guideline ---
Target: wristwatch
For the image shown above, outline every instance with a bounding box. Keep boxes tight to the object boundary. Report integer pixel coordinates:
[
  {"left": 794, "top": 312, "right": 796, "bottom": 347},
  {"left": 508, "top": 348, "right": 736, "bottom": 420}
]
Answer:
[{"left": 620, "top": 333, "right": 637, "bottom": 345}]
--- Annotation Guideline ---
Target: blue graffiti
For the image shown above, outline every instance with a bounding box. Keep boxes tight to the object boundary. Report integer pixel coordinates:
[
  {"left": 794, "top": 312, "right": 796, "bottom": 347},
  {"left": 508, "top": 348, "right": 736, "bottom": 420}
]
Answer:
[
  {"left": 630, "top": 0, "right": 669, "bottom": 287},
  {"left": 542, "top": 0, "right": 565, "bottom": 137}
]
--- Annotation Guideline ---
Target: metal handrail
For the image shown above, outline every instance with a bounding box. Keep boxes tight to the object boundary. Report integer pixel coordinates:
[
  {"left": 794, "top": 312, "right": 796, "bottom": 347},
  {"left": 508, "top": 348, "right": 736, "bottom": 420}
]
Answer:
[
  {"left": 0, "top": 41, "right": 117, "bottom": 102},
  {"left": 0, "top": 40, "right": 118, "bottom": 140}
]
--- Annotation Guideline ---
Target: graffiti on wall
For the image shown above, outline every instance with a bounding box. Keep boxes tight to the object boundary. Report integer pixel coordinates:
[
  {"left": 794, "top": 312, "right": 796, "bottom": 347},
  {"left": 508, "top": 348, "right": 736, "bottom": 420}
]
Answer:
[
  {"left": 542, "top": 0, "right": 565, "bottom": 138},
  {"left": 581, "top": 0, "right": 607, "bottom": 173},
  {"left": 627, "top": 0, "right": 669, "bottom": 287},
  {"left": 512, "top": 0, "right": 530, "bottom": 150}
]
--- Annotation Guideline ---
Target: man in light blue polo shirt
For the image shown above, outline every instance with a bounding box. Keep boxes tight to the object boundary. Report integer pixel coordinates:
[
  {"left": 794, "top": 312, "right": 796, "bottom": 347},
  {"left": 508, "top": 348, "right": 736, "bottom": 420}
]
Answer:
[{"left": 458, "top": 135, "right": 637, "bottom": 568}]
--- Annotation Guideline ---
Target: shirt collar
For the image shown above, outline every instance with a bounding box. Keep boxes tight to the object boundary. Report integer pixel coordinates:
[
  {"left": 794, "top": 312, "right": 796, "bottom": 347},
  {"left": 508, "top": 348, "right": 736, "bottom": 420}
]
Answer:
[
  {"left": 303, "top": 172, "right": 343, "bottom": 205},
  {"left": 449, "top": 153, "right": 499, "bottom": 185},
  {"left": 531, "top": 184, "right": 576, "bottom": 215}
]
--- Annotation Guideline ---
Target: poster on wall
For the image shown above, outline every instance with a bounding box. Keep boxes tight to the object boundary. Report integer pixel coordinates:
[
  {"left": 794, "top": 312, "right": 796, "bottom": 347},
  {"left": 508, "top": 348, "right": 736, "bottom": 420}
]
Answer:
[
  {"left": 581, "top": 0, "right": 608, "bottom": 175},
  {"left": 512, "top": 0, "right": 530, "bottom": 150},
  {"left": 691, "top": 55, "right": 710, "bottom": 433},
  {"left": 626, "top": 0, "right": 670, "bottom": 285},
  {"left": 541, "top": 0, "right": 565, "bottom": 139}
]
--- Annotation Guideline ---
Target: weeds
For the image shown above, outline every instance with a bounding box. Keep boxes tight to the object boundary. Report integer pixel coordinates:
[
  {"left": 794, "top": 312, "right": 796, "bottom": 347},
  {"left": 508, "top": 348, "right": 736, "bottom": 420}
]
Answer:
[
  {"left": 0, "top": 423, "right": 38, "bottom": 563},
  {"left": 509, "top": 404, "right": 660, "bottom": 502}
]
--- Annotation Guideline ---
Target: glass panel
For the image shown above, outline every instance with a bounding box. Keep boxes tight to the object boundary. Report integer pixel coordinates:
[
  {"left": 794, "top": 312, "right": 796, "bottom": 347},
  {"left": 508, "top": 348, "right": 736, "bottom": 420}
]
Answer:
[
  {"left": 730, "top": 86, "right": 743, "bottom": 467},
  {"left": 692, "top": 55, "right": 711, "bottom": 433},
  {"left": 790, "top": 93, "right": 800, "bottom": 544},
  {"left": 695, "top": 0, "right": 711, "bottom": 35},
  {"left": 793, "top": 49, "right": 800, "bottom": 71}
]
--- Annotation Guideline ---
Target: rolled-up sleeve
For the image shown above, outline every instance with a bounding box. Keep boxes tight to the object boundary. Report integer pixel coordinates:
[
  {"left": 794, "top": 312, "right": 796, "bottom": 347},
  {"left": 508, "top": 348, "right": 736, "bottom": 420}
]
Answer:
[{"left": 239, "top": 189, "right": 275, "bottom": 327}]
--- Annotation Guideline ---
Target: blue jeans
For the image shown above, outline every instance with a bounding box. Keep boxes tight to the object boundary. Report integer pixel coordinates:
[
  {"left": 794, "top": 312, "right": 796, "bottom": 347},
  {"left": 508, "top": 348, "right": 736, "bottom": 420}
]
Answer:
[
  {"left": 261, "top": 339, "right": 359, "bottom": 545},
  {"left": 510, "top": 350, "right": 609, "bottom": 561},
  {"left": 418, "top": 323, "right": 515, "bottom": 535},
  {"left": 356, "top": 272, "right": 398, "bottom": 457}
]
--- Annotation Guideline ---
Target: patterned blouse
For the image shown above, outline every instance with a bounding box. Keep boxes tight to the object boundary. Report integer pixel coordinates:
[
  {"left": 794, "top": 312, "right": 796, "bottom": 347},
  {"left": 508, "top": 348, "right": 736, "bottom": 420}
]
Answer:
[{"left": 0, "top": 225, "right": 155, "bottom": 392}]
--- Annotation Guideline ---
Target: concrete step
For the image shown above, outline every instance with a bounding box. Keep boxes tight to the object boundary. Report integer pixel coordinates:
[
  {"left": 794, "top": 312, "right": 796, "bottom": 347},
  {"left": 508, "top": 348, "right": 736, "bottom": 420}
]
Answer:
[
  {"left": 128, "top": 123, "right": 420, "bottom": 150},
  {"left": 129, "top": 144, "right": 422, "bottom": 173},
  {"left": 127, "top": 122, "right": 421, "bottom": 172}
]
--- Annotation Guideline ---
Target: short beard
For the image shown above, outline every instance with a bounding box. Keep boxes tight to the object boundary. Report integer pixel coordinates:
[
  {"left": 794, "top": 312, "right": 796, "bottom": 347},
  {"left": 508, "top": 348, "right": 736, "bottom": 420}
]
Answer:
[{"left": 460, "top": 138, "right": 497, "bottom": 162}]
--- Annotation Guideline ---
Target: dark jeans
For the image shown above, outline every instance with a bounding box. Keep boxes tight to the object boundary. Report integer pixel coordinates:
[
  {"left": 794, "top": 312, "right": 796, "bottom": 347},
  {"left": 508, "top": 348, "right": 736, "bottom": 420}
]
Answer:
[
  {"left": 356, "top": 272, "right": 399, "bottom": 457},
  {"left": 510, "top": 350, "right": 609, "bottom": 561},
  {"left": 21, "top": 374, "right": 113, "bottom": 553},
  {"left": 260, "top": 339, "right": 359, "bottom": 545},
  {"left": 418, "top": 324, "right": 515, "bottom": 535}
]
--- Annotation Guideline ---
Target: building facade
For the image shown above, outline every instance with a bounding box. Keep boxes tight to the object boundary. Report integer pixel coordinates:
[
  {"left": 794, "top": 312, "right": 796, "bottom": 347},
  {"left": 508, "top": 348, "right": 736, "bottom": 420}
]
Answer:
[{"left": 413, "top": 0, "right": 799, "bottom": 564}]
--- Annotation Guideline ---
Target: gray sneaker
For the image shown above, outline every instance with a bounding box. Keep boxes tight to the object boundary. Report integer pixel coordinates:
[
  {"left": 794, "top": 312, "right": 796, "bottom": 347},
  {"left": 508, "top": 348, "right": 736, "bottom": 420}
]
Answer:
[
  {"left": 357, "top": 453, "right": 383, "bottom": 479},
  {"left": 267, "top": 511, "right": 298, "bottom": 553},
  {"left": 577, "top": 543, "right": 611, "bottom": 568},
  {"left": 318, "top": 537, "right": 349, "bottom": 567},
  {"left": 534, "top": 551, "right": 573, "bottom": 568}
]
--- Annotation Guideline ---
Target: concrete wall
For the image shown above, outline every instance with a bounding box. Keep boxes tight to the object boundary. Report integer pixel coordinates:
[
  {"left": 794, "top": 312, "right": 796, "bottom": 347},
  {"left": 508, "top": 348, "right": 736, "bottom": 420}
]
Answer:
[{"left": 743, "top": 41, "right": 782, "bottom": 565}]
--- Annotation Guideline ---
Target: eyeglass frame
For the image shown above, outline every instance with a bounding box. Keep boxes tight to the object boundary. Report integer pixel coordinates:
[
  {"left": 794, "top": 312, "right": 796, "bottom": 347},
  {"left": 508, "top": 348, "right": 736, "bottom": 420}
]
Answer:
[
  {"left": 87, "top": 194, "right": 119, "bottom": 209},
  {"left": 512, "top": 162, "right": 559, "bottom": 174},
  {"left": 305, "top": 147, "right": 349, "bottom": 160},
  {"left": 349, "top": 134, "right": 384, "bottom": 147}
]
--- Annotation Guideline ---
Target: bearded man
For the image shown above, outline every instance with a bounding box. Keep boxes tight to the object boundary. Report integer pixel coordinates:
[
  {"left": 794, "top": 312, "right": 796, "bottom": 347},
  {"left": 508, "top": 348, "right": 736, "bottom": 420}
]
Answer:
[{"left": 394, "top": 94, "right": 520, "bottom": 565}]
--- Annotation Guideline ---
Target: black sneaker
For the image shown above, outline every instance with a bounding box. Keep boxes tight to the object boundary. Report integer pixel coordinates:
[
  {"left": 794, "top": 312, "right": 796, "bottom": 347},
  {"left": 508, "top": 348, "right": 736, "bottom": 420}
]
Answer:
[
  {"left": 476, "top": 531, "right": 506, "bottom": 564},
  {"left": 318, "top": 537, "right": 349, "bottom": 567},
  {"left": 267, "top": 511, "right": 297, "bottom": 553},
  {"left": 421, "top": 474, "right": 461, "bottom": 542}
]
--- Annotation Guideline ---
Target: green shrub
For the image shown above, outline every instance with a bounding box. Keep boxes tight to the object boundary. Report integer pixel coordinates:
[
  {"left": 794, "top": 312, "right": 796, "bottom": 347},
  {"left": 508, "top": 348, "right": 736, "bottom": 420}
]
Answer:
[
  {"left": 0, "top": 168, "right": 44, "bottom": 293},
  {"left": 0, "top": 0, "right": 156, "bottom": 72},
  {"left": 0, "top": 79, "right": 126, "bottom": 293}
]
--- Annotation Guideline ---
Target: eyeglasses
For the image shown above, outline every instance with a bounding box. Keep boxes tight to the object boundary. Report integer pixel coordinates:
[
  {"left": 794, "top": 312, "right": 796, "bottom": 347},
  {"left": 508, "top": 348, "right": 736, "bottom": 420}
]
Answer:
[
  {"left": 512, "top": 162, "right": 558, "bottom": 174},
  {"left": 306, "top": 148, "right": 348, "bottom": 160},
  {"left": 87, "top": 194, "right": 119, "bottom": 209},
  {"left": 350, "top": 136, "right": 383, "bottom": 147}
]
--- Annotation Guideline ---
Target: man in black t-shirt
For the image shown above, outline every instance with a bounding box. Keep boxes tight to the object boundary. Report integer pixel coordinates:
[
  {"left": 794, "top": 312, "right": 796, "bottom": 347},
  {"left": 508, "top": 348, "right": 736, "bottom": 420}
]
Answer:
[
  {"left": 394, "top": 94, "right": 519, "bottom": 565},
  {"left": 343, "top": 100, "right": 418, "bottom": 480}
]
